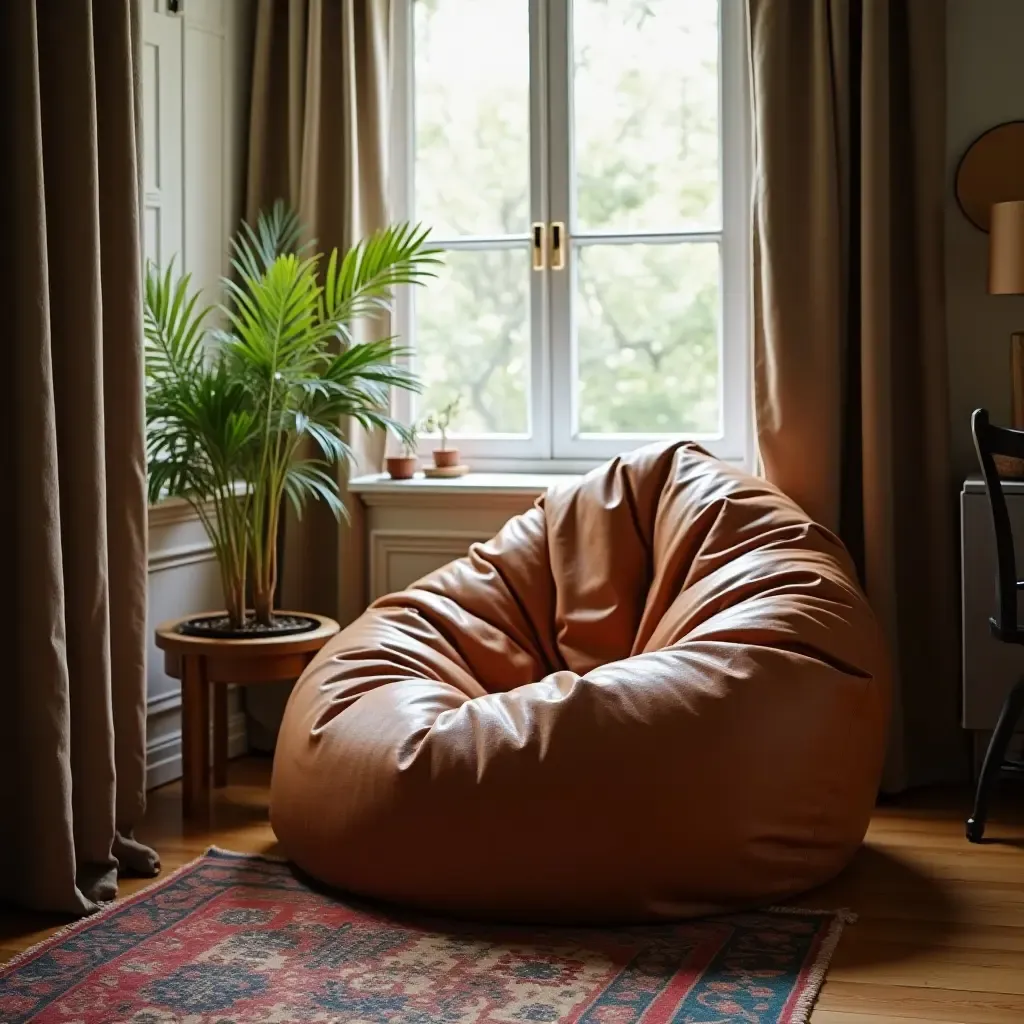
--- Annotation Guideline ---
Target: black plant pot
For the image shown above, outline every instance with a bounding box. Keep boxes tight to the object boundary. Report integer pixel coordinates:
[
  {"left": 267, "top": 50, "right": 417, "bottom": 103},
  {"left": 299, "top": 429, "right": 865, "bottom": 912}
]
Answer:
[{"left": 176, "top": 612, "right": 321, "bottom": 640}]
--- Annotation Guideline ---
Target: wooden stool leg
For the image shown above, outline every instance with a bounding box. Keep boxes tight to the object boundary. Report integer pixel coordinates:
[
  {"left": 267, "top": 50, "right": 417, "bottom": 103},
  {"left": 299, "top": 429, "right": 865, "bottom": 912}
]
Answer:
[
  {"left": 181, "top": 654, "right": 210, "bottom": 817},
  {"left": 212, "top": 683, "right": 228, "bottom": 788}
]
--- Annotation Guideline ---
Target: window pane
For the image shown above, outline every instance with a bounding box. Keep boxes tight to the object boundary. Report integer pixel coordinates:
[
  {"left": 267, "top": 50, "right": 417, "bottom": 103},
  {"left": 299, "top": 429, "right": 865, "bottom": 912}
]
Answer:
[
  {"left": 415, "top": 248, "right": 530, "bottom": 436},
  {"left": 575, "top": 243, "right": 719, "bottom": 435},
  {"left": 414, "top": 0, "right": 530, "bottom": 239},
  {"left": 573, "top": 0, "right": 720, "bottom": 233}
]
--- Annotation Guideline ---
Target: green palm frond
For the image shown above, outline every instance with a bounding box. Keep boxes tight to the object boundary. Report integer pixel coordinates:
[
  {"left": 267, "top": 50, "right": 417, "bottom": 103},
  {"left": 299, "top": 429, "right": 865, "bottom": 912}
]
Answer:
[
  {"left": 294, "top": 412, "right": 349, "bottom": 463},
  {"left": 282, "top": 459, "right": 348, "bottom": 521},
  {"left": 145, "top": 356, "right": 259, "bottom": 502},
  {"left": 223, "top": 253, "right": 334, "bottom": 384},
  {"left": 322, "top": 223, "right": 443, "bottom": 334},
  {"left": 321, "top": 339, "right": 420, "bottom": 402},
  {"left": 144, "top": 259, "right": 212, "bottom": 382},
  {"left": 229, "top": 199, "right": 310, "bottom": 282}
]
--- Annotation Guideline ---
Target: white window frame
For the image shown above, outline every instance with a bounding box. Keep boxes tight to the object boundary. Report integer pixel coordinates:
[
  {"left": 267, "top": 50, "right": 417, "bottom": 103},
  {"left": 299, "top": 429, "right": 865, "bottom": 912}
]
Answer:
[{"left": 391, "top": 0, "right": 751, "bottom": 472}]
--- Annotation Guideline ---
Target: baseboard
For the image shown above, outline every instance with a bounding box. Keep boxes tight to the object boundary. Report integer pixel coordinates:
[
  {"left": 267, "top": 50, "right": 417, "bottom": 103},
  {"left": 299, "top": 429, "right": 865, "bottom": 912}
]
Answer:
[{"left": 146, "top": 711, "right": 248, "bottom": 791}]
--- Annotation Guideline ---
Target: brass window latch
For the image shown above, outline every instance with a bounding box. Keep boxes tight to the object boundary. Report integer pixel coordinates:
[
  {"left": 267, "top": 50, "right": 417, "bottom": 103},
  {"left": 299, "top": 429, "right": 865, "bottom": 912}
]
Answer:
[
  {"left": 551, "top": 222, "right": 565, "bottom": 271},
  {"left": 532, "top": 223, "right": 546, "bottom": 271},
  {"left": 532, "top": 222, "right": 567, "bottom": 272}
]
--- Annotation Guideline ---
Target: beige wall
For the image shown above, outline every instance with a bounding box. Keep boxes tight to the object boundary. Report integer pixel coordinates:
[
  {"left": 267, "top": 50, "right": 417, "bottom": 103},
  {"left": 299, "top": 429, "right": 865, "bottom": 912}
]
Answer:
[{"left": 946, "top": 0, "right": 1024, "bottom": 481}]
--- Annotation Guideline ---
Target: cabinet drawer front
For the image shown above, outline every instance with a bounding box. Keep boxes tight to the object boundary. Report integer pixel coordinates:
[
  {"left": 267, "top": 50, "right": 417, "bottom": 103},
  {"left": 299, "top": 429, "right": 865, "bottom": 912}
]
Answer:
[{"left": 962, "top": 489, "right": 1024, "bottom": 729}]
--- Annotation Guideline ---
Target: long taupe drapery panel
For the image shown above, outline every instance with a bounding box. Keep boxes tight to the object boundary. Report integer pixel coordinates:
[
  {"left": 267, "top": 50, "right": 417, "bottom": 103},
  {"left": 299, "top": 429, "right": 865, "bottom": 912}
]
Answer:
[
  {"left": 3, "top": 0, "right": 159, "bottom": 913},
  {"left": 246, "top": 0, "right": 392, "bottom": 629},
  {"left": 748, "top": 0, "right": 965, "bottom": 789}
]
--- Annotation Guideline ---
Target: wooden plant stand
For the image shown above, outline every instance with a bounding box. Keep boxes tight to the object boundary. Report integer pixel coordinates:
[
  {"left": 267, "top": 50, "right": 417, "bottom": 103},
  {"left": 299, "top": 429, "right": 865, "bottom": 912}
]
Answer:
[{"left": 154, "top": 612, "right": 340, "bottom": 816}]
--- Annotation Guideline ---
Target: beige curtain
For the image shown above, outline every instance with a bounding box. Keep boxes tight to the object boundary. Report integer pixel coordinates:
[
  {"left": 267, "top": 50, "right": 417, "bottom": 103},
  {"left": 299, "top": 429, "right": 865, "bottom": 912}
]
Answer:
[
  {"left": 748, "top": 0, "right": 966, "bottom": 789},
  {"left": 3, "top": 0, "right": 159, "bottom": 914},
  {"left": 246, "top": 0, "right": 392, "bottom": 628}
]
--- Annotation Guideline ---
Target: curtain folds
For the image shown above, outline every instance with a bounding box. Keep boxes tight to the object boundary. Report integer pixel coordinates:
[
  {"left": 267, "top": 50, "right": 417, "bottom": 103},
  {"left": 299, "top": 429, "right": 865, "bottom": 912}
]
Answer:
[
  {"left": 748, "top": 0, "right": 965, "bottom": 789},
  {"left": 246, "top": 0, "right": 392, "bottom": 628},
  {"left": 4, "top": 0, "right": 158, "bottom": 914}
]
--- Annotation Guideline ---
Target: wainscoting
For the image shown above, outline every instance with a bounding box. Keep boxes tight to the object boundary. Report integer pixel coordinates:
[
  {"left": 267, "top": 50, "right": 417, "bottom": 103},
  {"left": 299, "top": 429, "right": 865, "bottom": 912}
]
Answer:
[
  {"left": 146, "top": 497, "right": 247, "bottom": 790},
  {"left": 350, "top": 473, "right": 579, "bottom": 601}
]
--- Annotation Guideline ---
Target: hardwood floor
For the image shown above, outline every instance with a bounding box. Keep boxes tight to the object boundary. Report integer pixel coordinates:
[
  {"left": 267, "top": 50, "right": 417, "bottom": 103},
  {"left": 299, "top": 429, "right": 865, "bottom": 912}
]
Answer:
[{"left": 2, "top": 758, "right": 1022, "bottom": 1023}]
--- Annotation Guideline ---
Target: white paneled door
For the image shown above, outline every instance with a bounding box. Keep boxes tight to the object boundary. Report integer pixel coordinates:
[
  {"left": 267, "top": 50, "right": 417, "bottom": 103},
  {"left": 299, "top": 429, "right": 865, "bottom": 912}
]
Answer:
[{"left": 141, "top": 1, "right": 183, "bottom": 272}]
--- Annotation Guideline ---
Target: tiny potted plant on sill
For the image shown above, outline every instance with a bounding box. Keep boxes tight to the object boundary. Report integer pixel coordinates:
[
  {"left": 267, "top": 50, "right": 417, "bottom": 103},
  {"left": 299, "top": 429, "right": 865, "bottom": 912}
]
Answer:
[
  {"left": 144, "top": 201, "right": 441, "bottom": 638},
  {"left": 422, "top": 397, "right": 463, "bottom": 471},
  {"left": 386, "top": 426, "right": 419, "bottom": 480}
]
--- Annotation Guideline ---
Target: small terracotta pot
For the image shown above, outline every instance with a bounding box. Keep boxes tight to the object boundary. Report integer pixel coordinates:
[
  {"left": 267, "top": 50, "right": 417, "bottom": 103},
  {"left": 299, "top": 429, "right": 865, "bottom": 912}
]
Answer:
[
  {"left": 386, "top": 455, "right": 418, "bottom": 480},
  {"left": 432, "top": 448, "right": 460, "bottom": 469}
]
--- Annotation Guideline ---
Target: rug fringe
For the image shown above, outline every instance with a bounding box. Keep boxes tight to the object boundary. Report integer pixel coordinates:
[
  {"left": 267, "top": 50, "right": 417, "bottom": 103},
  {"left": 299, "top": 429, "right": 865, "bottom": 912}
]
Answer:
[
  {"left": 205, "top": 844, "right": 289, "bottom": 864},
  {"left": 780, "top": 909, "right": 853, "bottom": 1024}
]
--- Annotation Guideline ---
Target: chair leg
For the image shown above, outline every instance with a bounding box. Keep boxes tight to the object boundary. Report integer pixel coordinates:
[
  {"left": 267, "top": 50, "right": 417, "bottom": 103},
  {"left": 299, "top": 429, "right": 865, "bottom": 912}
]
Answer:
[{"left": 967, "top": 677, "right": 1024, "bottom": 842}]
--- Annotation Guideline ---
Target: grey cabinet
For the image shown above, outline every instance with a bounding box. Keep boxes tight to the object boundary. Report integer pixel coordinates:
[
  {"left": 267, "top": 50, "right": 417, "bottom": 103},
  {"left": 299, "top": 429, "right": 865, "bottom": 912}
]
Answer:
[{"left": 961, "top": 475, "right": 1024, "bottom": 731}]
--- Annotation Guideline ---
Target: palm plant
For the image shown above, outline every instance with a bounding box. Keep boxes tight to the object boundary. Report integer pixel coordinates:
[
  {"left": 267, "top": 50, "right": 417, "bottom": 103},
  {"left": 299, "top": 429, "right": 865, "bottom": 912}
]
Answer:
[{"left": 144, "top": 202, "right": 441, "bottom": 631}]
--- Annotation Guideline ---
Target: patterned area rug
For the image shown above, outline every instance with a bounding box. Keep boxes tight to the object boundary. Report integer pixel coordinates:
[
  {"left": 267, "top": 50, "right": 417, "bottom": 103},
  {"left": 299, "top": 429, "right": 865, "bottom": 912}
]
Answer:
[{"left": 0, "top": 849, "right": 851, "bottom": 1023}]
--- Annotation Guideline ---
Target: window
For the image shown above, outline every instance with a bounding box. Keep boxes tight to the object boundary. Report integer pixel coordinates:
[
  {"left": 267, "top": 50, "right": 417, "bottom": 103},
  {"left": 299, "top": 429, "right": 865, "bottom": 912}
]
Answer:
[{"left": 393, "top": 0, "right": 750, "bottom": 467}]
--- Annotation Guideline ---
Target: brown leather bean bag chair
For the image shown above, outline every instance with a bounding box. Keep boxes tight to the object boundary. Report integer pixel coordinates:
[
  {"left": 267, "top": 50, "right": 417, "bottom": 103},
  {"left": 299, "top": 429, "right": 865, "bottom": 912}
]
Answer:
[{"left": 272, "top": 442, "right": 890, "bottom": 922}]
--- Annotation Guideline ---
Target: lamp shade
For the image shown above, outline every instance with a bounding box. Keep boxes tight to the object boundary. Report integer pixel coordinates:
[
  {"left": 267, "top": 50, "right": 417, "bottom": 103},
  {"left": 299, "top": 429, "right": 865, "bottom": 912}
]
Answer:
[{"left": 989, "top": 200, "right": 1024, "bottom": 295}]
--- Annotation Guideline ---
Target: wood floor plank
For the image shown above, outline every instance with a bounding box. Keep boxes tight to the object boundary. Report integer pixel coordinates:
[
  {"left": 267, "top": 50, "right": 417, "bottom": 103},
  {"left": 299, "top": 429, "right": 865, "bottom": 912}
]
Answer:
[
  {"left": 849, "top": 849, "right": 1024, "bottom": 885},
  {"left": 827, "top": 953, "right": 1024, "bottom": 996},
  {"left": 834, "top": 918, "right": 1024, "bottom": 954},
  {"left": 864, "top": 828, "right": 1024, "bottom": 854},
  {"left": 831, "top": 934, "right": 1024, "bottom": 972},
  {"left": 814, "top": 981, "right": 1024, "bottom": 1024},
  {"left": 812, "top": 1011, "right": 986, "bottom": 1024},
  {"left": 810, "top": 872, "right": 1024, "bottom": 909}
]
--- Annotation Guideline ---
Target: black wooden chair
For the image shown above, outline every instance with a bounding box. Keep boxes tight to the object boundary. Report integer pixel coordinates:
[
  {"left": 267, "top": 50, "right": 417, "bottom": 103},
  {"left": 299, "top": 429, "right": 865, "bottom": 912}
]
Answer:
[{"left": 967, "top": 408, "right": 1024, "bottom": 842}]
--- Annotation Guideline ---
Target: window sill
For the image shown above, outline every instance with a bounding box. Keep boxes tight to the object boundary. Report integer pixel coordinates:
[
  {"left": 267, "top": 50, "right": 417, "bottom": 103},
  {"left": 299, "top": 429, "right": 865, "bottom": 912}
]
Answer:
[
  {"left": 148, "top": 482, "right": 247, "bottom": 526},
  {"left": 148, "top": 493, "right": 206, "bottom": 529},
  {"left": 349, "top": 471, "right": 581, "bottom": 507}
]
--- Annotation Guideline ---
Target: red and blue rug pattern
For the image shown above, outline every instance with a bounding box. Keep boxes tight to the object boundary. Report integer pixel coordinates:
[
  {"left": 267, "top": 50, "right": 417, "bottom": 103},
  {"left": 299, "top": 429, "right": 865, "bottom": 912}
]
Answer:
[{"left": 0, "top": 849, "right": 849, "bottom": 1023}]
